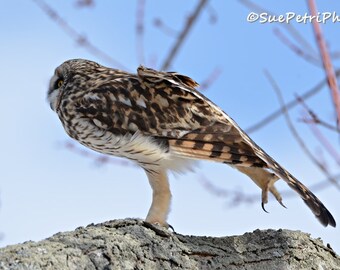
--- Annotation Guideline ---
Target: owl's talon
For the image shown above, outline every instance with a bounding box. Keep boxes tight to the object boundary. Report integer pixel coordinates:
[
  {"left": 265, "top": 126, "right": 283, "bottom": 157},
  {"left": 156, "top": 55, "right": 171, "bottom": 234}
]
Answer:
[
  {"left": 261, "top": 202, "right": 269, "bottom": 213},
  {"left": 168, "top": 223, "right": 175, "bottom": 232},
  {"left": 261, "top": 186, "right": 269, "bottom": 213},
  {"left": 279, "top": 200, "right": 287, "bottom": 209}
]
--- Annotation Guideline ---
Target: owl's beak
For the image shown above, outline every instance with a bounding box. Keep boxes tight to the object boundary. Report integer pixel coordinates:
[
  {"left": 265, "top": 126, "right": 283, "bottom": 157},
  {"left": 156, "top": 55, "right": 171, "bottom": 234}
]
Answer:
[{"left": 47, "top": 75, "right": 60, "bottom": 112}]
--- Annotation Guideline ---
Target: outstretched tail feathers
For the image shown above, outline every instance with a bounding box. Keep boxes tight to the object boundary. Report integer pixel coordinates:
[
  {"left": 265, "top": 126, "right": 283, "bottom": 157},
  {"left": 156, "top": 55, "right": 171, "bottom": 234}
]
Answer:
[{"left": 269, "top": 161, "right": 336, "bottom": 227}]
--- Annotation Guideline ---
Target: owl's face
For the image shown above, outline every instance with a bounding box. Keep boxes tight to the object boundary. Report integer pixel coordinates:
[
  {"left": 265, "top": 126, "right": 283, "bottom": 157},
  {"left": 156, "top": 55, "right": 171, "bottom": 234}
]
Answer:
[
  {"left": 47, "top": 59, "right": 102, "bottom": 112},
  {"left": 47, "top": 65, "right": 66, "bottom": 112}
]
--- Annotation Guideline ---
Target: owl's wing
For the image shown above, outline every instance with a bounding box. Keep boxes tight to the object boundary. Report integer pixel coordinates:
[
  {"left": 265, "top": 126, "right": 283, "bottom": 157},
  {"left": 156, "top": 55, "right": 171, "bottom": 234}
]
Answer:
[
  {"left": 136, "top": 67, "right": 270, "bottom": 166},
  {"left": 75, "top": 74, "right": 266, "bottom": 167}
]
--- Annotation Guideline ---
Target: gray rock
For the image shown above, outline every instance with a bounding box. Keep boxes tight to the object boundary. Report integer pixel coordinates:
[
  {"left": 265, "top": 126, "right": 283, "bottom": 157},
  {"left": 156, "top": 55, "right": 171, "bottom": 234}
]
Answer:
[{"left": 0, "top": 219, "right": 338, "bottom": 270}]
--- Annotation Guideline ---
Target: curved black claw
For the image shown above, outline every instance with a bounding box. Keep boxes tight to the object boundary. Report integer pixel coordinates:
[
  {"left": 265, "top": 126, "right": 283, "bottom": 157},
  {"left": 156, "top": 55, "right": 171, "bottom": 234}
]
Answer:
[
  {"left": 279, "top": 201, "right": 287, "bottom": 209},
  {"left": 168, "top": 223, "right": 175, "bottom": 232},
  {"left": 261, "top": 202, "right": 269, "bottom": 213}
]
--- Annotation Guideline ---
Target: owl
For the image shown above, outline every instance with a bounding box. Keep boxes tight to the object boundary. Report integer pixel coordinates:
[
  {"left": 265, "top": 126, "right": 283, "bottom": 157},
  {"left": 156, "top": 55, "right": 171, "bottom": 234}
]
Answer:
[{"left": 47, "top": 59, "right": 335, "bottom": 228}]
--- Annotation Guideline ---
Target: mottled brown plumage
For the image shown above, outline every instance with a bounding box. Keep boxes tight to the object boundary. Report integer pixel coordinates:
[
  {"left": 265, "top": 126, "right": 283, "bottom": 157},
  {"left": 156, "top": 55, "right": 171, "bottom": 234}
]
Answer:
[{"left": 47, "top": 59, "right": 336, "bottom": 228}]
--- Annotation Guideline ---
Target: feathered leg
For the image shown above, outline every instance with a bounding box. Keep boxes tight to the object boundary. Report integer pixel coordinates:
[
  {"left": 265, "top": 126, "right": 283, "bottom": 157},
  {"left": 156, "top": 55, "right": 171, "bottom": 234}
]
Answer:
[{"left": 145, "top": 169, "right": 171, "bottom": 227}]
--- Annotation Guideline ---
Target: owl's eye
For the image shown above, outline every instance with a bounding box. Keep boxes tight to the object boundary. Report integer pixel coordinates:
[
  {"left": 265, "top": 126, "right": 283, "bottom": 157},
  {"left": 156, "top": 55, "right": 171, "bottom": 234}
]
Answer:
[
  {"left": 55, "top": 79, "right": 63, "bottom": 89},
  {"left": 55, "top": 78, "right": 64, "bottom": 89}
]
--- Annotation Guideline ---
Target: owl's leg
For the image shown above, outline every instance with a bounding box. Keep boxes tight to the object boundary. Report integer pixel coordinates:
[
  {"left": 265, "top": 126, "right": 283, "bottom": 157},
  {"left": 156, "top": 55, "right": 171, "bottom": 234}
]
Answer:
[
  {"left": 145, "top": 169, "right": 171, "bottom": 227},
  {"left": 235, "top": 166, "right": 286, "bottom": 210}
]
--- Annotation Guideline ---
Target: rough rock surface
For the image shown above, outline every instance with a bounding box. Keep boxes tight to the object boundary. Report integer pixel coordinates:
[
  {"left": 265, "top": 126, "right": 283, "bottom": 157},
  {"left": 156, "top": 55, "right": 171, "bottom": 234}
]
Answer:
[{"left": 0, "top": 219, "right": 338, "bottom": 270}]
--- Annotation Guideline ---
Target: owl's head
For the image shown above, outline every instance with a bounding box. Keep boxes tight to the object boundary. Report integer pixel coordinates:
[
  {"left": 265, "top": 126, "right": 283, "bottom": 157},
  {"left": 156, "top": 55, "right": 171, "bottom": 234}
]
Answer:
[{"left": 47, "top": 59, "right": 101, "bottom": 112}]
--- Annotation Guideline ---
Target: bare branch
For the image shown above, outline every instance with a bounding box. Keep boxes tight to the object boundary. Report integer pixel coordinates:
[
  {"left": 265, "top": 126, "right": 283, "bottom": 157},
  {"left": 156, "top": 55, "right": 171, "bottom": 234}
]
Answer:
[
  {"left": 245, "top": 70, "right": 340, "bottom": 134},
  {"left": 31, "top": 0, "right": 128, "bottom": 70},
  {"left": 264, "top": 70, "right": 340, "bottom": 190},
  {"left": 305, "top": 118, "right": 340, "bottom": 166},
  {"left": 299, "top": 116, "right": 339, "bottom": 133},
  {"left": 331, "top": 51, "right": 340, "bottom": 59},
  {"left": 206, "top": 3, "right": 218, "bottom": 24},
  {"left": 161, "top": 0, "right": 209, "bottom": 70},
  {"left": 297, "top": 95, "right": 339, "bottom": 132},
  {"left": 273, "top": 28, "right": 320, "bottom": 67},
  {"left": 75, "top": 0, "right": 94, "bottom": 8},
  {"left": 197, "top": 175, "right": 258, "bottom": 207},
  {"left": 308, "top": 0, "right": 340, "bottom": 125},
  {"left": 136, "top": 0, "right": 146, "bottom": 64},
  {"left": 199, "top": 67, "right": 222, "bottom": 91},
  {"left": 153, "top": 18, "right": 178, "bottom": 37}
]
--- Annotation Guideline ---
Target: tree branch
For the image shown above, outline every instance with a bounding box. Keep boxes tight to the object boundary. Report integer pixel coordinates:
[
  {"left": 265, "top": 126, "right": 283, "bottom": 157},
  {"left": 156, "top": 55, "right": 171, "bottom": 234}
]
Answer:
[
  {"left": 245, "top": 70, "right": 340, "bottom": 134},
  {"left": 264, "top": 70, "right": 340, "bottom": 190},
  {"left": 273, "top": 28, "right": 320, "bottom": 67},
  {"left": 31, "top": 0, "right": 128, "bottom": 70},
  {"left": 305, "top": 119, "right": 340, "bottom": 166},
  {"left": 161, "top": 0, "right": 209, "bottom": 70},
  {"left": 297, "top": 95, "right": 339, "bottom": 132},
  {"left": 0, "top": 219, "right": 338, "bottom": 269},
  {"left": 136, "top": 0, "right": 146, "bottom": 64},
  {"left": 308, "top": 0, "right": 340, "bottom": 125}
]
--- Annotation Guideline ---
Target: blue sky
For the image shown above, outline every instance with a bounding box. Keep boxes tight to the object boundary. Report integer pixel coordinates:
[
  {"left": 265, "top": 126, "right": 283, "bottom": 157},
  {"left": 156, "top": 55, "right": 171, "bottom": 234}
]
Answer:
[{"left": 1, "top": 0, "right": 340, "bottom": 253}]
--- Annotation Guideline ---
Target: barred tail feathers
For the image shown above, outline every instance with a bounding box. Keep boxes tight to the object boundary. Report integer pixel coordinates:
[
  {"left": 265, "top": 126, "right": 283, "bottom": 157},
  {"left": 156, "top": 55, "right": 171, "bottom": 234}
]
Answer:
[{"left": 269, "top": 161, "right": 335, "bottom": 227}]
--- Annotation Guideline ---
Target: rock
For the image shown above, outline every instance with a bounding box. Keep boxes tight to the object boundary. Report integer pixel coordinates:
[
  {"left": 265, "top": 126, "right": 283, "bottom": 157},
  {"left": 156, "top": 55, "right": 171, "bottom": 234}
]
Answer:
[{"left": 0, "top": 219, "right": 338, "bottom": 270}]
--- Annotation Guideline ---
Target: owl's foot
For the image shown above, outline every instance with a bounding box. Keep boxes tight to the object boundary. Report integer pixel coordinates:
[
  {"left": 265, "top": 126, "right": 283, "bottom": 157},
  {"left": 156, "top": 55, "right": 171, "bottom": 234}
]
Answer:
[
  {"left": 144, "top": 219, "right": 175, "bottom": 231},
  {"left": 143, "top": 220, "right": 174, "bottom": 237},
  {"left": 235, "top": 166, "right": 286, "bottom": 212},
  {"left": 144, "top": 218, "right": 168, "bottom": 228}
]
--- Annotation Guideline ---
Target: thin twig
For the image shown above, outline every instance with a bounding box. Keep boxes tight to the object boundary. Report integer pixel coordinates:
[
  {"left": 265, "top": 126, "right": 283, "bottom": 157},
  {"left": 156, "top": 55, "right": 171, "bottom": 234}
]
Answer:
[
  {"left": 198, "top": 176, "right": 258, "bottom": 207},
  {"left": 245, "top": 70, "right": 340, "bottom": 134},
  {"left": 206, "top": 3, "right": 218, "bottom": 24},
  {"left": 153, "top": 18, "right": 178, "bottom": 37},
  {"left": 273, "top": 28, "right": 320, "bottom": 67},
  {"left": 31, "top": 0, "right": 128, "bottom": 70},
  {"left": 306, "top": 119, "right": 340, "bottom": 166},
  {"left": 75, "top": 0, "right": 94, "bottom": 8},
  {"left": 300, "top": 116, "right": 339, "bottom": 133},
  {"left": 331, "top": 51, "right": 340, "bottom": 59},
  {"left": 199, "top": 67, "right": 222, "bottom": 91},
  {"left": 161, "top": 0, "right": 209, "bottom": 70},
  {"left": 308, "top": 0, "right": 340, "bottom": 125},
  {"left": 264, "top": 69, "right": 340, "bottom": 190},
  {"left": 296, "top": 95, "right": 339, "bottom": 132},
  {"left": 136, "top": 0, "right": 146, "bottom": 64}
]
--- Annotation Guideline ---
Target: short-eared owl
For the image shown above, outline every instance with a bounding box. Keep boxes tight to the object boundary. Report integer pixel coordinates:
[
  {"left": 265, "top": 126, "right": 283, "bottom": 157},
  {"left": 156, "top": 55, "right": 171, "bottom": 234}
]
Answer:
[{"left": 48, "top": 59, "right": 335, "bottom": 228}]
